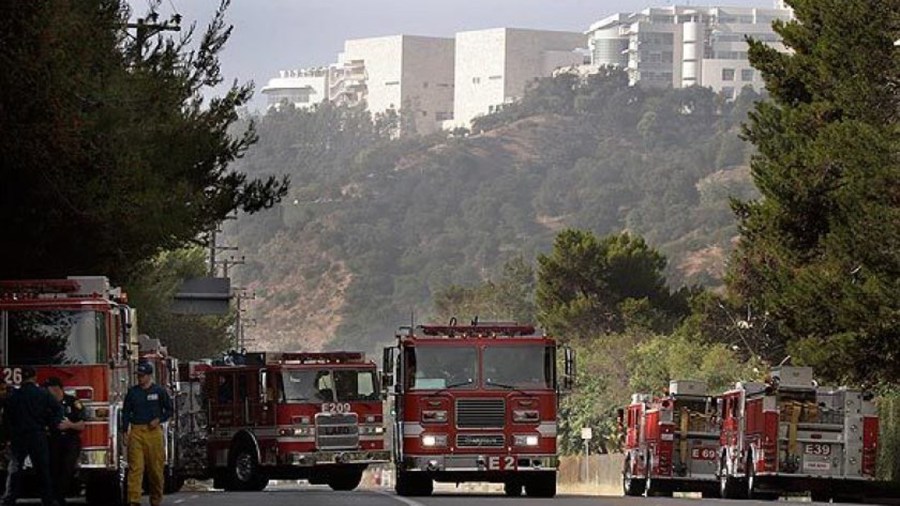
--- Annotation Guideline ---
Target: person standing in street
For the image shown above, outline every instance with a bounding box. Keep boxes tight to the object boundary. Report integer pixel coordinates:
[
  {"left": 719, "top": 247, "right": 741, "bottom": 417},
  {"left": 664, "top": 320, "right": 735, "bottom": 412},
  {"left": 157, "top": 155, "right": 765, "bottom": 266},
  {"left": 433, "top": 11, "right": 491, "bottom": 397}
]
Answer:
[
  {"left": 123, "top": 362, "right": 172, "bottom": 506},
  {"left": 2, "top": 366, "right": 64, "bottom": 506},
  {"left": 44, "top": 377, "right": 84, "bottom": 506}
]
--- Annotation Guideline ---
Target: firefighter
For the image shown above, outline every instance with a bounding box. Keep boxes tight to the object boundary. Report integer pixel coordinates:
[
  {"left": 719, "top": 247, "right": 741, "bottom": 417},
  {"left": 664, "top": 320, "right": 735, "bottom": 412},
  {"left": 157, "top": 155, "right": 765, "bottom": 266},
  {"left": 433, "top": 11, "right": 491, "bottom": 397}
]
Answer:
[
  {"left": 44, "top": 377, "right": 84, "bottom": 506},
  {"left": 123, "top": 361, "right": 173, "bottom": 506},
  {"left": 2, "top": 366, "right": 64, "bottom": 506}
]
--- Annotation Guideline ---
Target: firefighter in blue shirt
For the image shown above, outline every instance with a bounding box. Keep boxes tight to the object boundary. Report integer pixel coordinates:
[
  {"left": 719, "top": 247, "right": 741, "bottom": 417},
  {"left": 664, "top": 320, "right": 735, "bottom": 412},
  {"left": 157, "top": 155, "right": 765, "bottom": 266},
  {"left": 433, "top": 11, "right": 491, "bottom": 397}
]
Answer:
[
  {"left": 123, "top": 362, "right": 173, "bottom": 506},
  {"left": 1, "top": 366, "right": 64, "bottom": 506},
  {"left": 44, "top": 377, "right": 84, "bottom": 506}
]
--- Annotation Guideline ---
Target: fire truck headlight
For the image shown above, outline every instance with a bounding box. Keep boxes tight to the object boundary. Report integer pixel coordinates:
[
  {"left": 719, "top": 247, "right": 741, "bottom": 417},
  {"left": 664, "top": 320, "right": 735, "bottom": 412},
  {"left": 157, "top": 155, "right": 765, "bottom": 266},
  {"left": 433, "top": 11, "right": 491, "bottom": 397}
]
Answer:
[
  {"left": 422, "top": 410, "right": 448, "bottom": 423},
  {"left": 513, "top": 409, "right": 540, "bottom": 423},
  {"left": 421, "top": 434, "right": 448, "bottom": 447},
  {"left": 514, "top": 434, "right": 540, "bottom": 447},
  {"left": 83, "top": 406, "right": 110, "bottom": 421},
  {"left": 80, "top": 449, "right": 109, "bottom": 467},
  {"left": 360, "top": 426, "right": 385, "bottom": 435}
]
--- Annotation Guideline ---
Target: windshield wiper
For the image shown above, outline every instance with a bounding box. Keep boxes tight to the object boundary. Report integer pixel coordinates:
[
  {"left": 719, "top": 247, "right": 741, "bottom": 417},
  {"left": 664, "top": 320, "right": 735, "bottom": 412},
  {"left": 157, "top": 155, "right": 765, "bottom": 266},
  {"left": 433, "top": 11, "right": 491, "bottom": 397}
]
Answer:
[
  {"left": 432, "top": 378, "right": 474, "bottom": 395},
  {"left": 485, "top": 380, "right": 528, "bottom": 395}
]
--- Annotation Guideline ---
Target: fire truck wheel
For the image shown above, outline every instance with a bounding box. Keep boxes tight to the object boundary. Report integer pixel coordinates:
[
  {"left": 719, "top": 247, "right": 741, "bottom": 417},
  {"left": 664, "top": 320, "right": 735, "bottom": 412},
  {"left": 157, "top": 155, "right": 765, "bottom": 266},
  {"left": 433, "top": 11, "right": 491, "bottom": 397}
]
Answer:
[
  {"left": 226, "top": 445, "right": 269, "bottom": 492},
  {"left": 395, "top": 471, "right": 433, "bottom": 496},
  {"left": 164, "top": 468, "right": 186, "bottom": 495},
  {"left": 746, "top": 456, "right": 778, "bottom": 501},
  {"left": 622, "top": 456, "right": 645, "bottom": 497},
  {"left": 327, "top": 469, "right": 364, "bottom": 491},
  {"left": 810, "top": 491, "right": 832, "bottom": 503},
  {"left": 85, "top": 473, "right": 124, "bottom": 506},
  {"left": 524, "top": 472, "right": 556, "bottom": 498},
  {"left": 644, "top": 456, "right": 672, "bottom": 498},
  {"left": 718, "top": 457, "right": 746, "bottom": 500},
  {"left": 503, "top": 481, "right": 523, "bottom": 497}
]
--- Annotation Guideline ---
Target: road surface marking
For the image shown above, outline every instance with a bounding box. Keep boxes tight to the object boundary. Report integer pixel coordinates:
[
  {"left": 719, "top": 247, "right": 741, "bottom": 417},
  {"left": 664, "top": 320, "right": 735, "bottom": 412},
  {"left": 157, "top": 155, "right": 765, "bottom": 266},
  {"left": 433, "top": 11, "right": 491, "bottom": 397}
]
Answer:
[{"left": 375, "top": 489, "right": 427, "bottom": 506}]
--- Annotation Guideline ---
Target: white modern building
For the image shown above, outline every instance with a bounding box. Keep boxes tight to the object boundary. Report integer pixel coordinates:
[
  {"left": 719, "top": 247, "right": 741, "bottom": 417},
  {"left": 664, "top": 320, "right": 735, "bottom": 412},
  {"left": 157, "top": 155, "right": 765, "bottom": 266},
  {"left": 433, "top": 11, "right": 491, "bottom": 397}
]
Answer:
[
  {"left": 260, "top": 68, "right": 329, "bottom": 111},
  {"left": 586, "top": 5, "right": 793, "bottom": 99},
  {"left": 452, "top": 28, "right": 586, "bottom": 128},
  {"left": 338, "top": 35, "right": 455, "bottom": 134}
]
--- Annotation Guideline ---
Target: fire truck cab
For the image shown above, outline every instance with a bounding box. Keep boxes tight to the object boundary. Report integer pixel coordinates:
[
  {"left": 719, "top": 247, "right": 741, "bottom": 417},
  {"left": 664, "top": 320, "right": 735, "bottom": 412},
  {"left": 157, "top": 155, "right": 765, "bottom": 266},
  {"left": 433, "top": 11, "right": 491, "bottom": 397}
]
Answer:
[
  {"left": 383, "top": 322, "right": 574, "bottom": 498},
  {"left": 0, "top": 276, "right": 137, "bottom": 505},
  {"left": 194, "top": 351, "right": 388, "bottom": 491},
  {"left": 717, "top": 366, "right": 878, "bottom": 501},
  {"left": 620, "top": 380, "right": 719, "bottom": 497}
]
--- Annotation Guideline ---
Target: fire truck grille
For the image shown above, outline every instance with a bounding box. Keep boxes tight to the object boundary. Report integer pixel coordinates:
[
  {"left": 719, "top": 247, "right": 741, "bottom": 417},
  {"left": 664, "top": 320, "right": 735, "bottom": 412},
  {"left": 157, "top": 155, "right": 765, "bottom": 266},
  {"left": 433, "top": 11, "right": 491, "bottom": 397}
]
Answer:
[
  {"left": 456, "top": 434, "right": 505, "bottom": 448},
  {"left": 456, "top": 399, "right": 506, "bottom": 429},
  {"left": 315, "top": 413, "right": 359, "bottom": 450}
]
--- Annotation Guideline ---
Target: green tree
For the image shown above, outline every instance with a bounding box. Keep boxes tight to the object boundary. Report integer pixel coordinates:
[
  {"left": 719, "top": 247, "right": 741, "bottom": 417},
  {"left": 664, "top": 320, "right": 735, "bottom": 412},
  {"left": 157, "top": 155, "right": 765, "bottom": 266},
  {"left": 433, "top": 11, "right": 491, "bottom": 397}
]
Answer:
[
  {"left": 0, "top": 0, "right": 287, "bottom": 282},
  {"left": 728, "top": 0, "right": 900, "bottom": 384},
  {"left": 536, "top": 229, "right": 686, "bottom": 339}
]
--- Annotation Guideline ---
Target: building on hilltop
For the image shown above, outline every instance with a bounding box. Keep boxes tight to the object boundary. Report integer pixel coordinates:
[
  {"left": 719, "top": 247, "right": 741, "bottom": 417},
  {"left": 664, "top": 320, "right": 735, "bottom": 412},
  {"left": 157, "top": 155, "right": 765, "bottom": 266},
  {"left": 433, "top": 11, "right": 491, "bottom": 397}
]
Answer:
[
  {"left": 586, "top": 5, "right": 792, "bottom": 99},
  {"left": 451, "top": 28, "right": 586, "bottom": 128},
  {"left": 339, "top": 35, "right": 455, "bottom": 135},
  {"left": 260, "top": 68, "right": 329, "bottom": 111}
]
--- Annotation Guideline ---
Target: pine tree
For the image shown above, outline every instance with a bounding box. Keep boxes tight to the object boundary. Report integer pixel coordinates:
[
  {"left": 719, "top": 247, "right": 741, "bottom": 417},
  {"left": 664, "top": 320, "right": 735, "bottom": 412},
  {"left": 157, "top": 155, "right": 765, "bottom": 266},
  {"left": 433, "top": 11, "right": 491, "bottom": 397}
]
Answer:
[{"left": 728, "top": 0, "right": 900, "bottom": 383}]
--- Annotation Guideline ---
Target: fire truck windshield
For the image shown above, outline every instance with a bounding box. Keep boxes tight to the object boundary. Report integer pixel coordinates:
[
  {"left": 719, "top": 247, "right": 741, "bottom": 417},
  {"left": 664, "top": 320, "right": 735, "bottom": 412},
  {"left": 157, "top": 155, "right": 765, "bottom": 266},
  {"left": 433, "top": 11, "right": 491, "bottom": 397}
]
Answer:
[
  {"left": 405, "top": 345, "right": 477, "bottom": 391},
  {"left": 281, "top": 369, "right": 379, "bottom": 403},
  {"left": 1, "top": 310, "right": 107, "bottom": 365},
  {"left": 483, "top": 344, "right": 553, "bottom": 390}
]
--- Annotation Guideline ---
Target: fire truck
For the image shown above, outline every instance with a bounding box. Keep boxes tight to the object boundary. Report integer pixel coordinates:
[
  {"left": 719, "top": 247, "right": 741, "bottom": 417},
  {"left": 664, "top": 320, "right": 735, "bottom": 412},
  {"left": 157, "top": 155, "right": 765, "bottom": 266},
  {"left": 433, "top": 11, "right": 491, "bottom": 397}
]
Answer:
[
  {"left": 717, "top": 366, "right": 879, "bottom": 501},
  {"left": 619, "top": 380, "right": 719, "bottom": 497},
  {"left": 0, "top": 276, "right": 137, "bottom": 505},
  {"left": 382, "top": 321, "right": 575, "bottom": 498},
  {"left": 173, "top": 350, "right": 389, "bottom": 491}
]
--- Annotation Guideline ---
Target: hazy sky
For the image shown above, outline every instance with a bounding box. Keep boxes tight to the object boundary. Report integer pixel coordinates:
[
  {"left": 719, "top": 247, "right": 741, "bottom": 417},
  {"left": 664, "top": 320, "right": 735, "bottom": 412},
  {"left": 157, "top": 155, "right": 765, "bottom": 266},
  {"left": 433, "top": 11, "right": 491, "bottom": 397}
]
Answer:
[{"left": 133, "top": 0, "right": 776, "bottom": 110}]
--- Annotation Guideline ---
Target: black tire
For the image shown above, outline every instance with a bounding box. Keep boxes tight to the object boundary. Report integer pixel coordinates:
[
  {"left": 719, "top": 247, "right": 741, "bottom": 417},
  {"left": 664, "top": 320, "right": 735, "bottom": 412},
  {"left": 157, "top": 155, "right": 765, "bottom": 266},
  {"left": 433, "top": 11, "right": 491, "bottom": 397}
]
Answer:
[
  {"left": 395, "top": 471, "right": 433, "bottom": 497},
  {"left": 719, "top": 456, "right": 746, "bottom": 500},
  {"left": 623, "top": 456, "right": 646, "bottom": 497},
  {"left": 226, "top": 445, "right": 268, "bottom": 492},
  {"left": 504, "top": 481, "right": 523, "bottom": 497},
  {"left": 810, "top": 491, "right": 832, "bottom": 503},
  {"left": 645, "top": 455, "right": 672, "bottom": 498},
  {"left": 163, "top": 466, "right": 186, "bottom": 494},
  {"left": 746, "top": 455, "right": 778, "bottom": 501},
  {"left": 328, "top": 469, "right": 364, "bottom": 491},
  {"left": 524, "top": 472, "right": 556, "bottom": 498},
  {"left": 85, "top": 473, "right": 124, "bottom": 506}
]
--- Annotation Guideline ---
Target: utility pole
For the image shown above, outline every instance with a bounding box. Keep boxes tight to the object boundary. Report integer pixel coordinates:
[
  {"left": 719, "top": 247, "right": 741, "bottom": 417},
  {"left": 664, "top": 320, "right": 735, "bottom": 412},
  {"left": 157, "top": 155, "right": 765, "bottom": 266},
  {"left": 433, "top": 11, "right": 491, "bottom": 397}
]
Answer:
[{"left": 126, "top": 12, "right": 181, "bottom": 60}]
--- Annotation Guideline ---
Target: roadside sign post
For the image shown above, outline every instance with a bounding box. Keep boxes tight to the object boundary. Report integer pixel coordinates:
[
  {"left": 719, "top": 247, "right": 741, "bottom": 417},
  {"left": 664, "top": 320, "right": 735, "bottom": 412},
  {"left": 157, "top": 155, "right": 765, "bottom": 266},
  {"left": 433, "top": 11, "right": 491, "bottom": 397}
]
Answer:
[{"left": 581, "top": 427, "right": 593, "bottom": 483}]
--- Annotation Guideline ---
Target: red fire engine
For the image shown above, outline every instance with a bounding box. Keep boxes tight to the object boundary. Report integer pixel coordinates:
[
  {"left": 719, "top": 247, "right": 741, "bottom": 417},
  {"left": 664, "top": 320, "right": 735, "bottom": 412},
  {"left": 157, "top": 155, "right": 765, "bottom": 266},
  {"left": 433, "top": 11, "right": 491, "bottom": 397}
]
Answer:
[
  {"left": 0, "top": 276, "right": 137, "bottom": 505},
  {"left": 382, "top": 321, "right": 575, "bottom": 498},
  {"left": 173, "top": 351, "right": 389, "bottom": 491},
  {"left": 717, "top": 366, "right": 879, "bottom": 501},
  {"left": 619, "top": 380, "right": 719, "bottom": 498}
]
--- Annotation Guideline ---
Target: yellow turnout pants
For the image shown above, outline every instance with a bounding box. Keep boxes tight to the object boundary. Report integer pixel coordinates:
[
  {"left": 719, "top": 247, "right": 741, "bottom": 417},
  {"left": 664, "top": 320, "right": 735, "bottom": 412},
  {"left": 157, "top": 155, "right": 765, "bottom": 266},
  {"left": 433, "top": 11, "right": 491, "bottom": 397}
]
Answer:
[{"left": 127, "top": 424, "right": 165, "bottom": 505}]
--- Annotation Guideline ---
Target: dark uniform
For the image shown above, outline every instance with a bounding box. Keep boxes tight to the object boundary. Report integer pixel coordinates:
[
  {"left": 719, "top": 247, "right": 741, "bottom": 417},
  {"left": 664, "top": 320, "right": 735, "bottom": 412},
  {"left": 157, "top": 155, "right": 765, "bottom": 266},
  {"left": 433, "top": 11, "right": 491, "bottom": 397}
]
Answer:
[
  {"left": 124, "top": 362, "right": 172, "bottom": 506},
  {"left": 2, "top": 373, "right": 63, "bottom": 506},
  {"left": 49, "top": 393, "right": 83, "bottom": 506}
]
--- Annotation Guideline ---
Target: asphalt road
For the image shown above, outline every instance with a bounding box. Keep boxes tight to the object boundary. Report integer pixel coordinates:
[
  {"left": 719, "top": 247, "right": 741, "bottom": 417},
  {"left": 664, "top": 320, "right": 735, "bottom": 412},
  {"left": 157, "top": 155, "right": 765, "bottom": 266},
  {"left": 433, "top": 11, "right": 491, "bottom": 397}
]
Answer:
[{"left": 147, "top": 485, "right": 851, "bottom": 506}]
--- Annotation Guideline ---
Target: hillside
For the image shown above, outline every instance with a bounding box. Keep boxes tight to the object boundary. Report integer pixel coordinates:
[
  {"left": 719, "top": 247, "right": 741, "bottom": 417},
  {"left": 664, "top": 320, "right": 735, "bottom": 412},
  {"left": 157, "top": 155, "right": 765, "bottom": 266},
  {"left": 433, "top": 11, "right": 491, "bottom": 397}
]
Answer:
[{"left": 225, "top": 69, "right": 762, "bottom": 353}]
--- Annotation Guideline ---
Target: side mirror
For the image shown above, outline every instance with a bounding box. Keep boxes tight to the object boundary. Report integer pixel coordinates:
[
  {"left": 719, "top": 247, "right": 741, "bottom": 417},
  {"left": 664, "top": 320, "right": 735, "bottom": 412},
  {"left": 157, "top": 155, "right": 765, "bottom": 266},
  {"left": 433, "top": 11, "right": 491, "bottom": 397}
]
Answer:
[
  {"left": 560, "top": 346, "right": 576, "bottom": 393},
  {"left": 616, "top": 408, "right": 625, "bottom": 429},
  {"left": 259, "top": 370, "right": 268, "bottom": 404},
  {"left": 382, "top": 347, "right": 396, "bottom": 394}
]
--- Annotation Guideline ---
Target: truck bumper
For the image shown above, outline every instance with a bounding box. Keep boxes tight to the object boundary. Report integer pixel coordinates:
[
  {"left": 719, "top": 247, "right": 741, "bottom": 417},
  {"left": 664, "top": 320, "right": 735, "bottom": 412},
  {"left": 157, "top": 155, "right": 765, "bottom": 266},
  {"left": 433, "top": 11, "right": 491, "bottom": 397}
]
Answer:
[
  {"left": 400, "top": 454, "right": 558, "bottom": 473},
  {"left": 753, "top": 473, "right": 878, "bottom": 496},
  {"left": 277, "top": 450, "right": 390, "bottom": 467}
]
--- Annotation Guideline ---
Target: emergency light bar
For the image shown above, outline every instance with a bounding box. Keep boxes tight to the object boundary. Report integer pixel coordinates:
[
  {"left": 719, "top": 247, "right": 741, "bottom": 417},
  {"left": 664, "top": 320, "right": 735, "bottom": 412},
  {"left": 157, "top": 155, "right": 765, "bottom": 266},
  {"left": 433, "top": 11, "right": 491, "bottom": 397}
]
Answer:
[
  {"left": 273, "top": 352, "right": 367, "bottom": 364},
  {"left": 0, "top": 279, "right": 81, "bottom": 295},
  {"left": 417, "top": 323, "right": 537, "bottom": 338}
]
